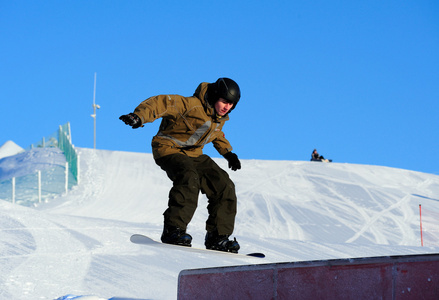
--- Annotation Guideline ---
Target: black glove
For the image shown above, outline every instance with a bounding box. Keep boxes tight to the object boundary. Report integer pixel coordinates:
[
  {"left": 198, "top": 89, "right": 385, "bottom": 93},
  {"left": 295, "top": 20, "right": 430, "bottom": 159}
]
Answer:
[
  {"left": 119, "top": 113, "right": 142, "bottom": 129},
  {"left": 224, "top": 152, "right": 241, "bottom": 171}
]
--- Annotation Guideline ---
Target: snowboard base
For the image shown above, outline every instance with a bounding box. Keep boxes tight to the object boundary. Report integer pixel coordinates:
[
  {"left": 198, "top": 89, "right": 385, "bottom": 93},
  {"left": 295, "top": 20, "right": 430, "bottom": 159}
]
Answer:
[{"left": 130, "top": 234, "right": 265, "bottom": 258}]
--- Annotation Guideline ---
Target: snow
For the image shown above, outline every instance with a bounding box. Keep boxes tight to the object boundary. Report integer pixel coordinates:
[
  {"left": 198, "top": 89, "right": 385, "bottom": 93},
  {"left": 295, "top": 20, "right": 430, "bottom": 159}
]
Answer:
[
  {"left": 0, "top": 144, "right": 439, "bottom": 300},
  {"left": 0, "top": 147, "right": 67, "bottom": 181},
  {"left": 0, "top": 141, "right": 24, "bottom": 160}
]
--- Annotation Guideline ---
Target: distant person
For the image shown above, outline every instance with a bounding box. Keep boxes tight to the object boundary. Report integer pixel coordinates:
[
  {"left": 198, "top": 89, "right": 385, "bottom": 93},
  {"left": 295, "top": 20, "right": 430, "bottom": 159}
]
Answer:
[
  {"left": 311, "top": 149, "right": 331, "bottom": 162},
  {"left": 119, "top": 78, "right": 241, "bottom": 253}
]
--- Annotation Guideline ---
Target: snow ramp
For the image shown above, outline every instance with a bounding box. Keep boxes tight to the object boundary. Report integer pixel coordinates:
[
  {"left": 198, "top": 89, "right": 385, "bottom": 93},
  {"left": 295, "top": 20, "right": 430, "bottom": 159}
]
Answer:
[{"left": 178, "top": 253, "right": 439, "bottom": 299}]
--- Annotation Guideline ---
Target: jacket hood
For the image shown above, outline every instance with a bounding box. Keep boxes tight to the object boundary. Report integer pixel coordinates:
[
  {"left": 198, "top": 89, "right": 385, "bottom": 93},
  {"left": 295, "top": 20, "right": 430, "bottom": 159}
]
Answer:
[
  {"left": 193, "top": 82, "right": 209, "bottom": 105},
  {"left": 193, "top": 82, "right": 216, "bottom": 116}
]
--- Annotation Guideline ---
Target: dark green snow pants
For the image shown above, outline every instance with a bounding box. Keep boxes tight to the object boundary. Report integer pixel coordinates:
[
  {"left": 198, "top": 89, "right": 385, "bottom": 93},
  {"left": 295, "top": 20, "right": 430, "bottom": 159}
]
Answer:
[{"left": 155, "top": 154, "right": 237, "bottom": 235}]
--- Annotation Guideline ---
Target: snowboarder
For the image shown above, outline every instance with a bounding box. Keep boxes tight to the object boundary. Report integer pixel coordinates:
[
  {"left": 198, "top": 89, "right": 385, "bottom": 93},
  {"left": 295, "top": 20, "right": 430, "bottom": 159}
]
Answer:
[
  {"left": 119, "top": 78, "right": 241, "bottom": 253},
  {"left": 311, "top": 149, "right": 331, "bottom": 162}
]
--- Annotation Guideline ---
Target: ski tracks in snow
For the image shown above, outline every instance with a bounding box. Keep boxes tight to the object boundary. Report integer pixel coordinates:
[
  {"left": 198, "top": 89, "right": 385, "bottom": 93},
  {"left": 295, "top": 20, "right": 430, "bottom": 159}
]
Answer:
[
  {"left": 234, "top": 161, "right": 423, "bottom": 247},
  {"left": 234, "top": 161, "right": 310, "bottom": 241},
  {"left": 307, "top": 171, "right": 417, "bottom": 246},
  {"left": 0, "top": 200, "right": 143, "bottom": 300},
  {"left": 344, "top": 194, "right": 415, "bottom": 244},
  {"left": 0, "top": 203, "right": 93, "bottom": 300}
]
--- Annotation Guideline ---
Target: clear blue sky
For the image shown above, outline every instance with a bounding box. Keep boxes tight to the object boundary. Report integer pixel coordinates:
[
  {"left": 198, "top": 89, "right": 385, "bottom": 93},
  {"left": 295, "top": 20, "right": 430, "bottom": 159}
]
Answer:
[{"left": 1, "top": 1, "right": 438, "bottom": 175}]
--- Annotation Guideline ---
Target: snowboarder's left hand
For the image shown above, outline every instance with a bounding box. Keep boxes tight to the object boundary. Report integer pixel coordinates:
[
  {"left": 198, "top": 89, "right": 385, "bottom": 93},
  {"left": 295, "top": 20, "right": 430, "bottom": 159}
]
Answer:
[
  {"left": 119, "top": 113, "right": 142, "bottom": 129},
  {"left": 224, "top": 152, "right": 241, "bottom": 171}
]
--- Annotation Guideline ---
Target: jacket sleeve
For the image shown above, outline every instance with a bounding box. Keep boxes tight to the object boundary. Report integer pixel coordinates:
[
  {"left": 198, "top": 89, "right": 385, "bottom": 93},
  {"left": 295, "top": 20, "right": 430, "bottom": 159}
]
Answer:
[
  {"left": 212, "top": 130, "right": 233, "bottom": 155},
  {"left": 133, "top": 94, "right": 182, "bottom": 124}
]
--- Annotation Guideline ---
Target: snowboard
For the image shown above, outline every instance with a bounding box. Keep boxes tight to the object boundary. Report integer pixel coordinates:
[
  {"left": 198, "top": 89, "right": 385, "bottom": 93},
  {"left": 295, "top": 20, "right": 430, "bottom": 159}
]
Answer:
[{"left": 130, "top": 234, "right": 265, "bottom": 258}]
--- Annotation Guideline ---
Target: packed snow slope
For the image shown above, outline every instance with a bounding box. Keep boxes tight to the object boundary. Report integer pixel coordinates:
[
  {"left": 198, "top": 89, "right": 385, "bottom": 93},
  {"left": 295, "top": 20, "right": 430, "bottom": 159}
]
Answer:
[
  {"left": 0, "top": 141, "right": 24, "bottom": 160},
  {"left": 1, "top": 147, "right": 439, "bottom": 300}
]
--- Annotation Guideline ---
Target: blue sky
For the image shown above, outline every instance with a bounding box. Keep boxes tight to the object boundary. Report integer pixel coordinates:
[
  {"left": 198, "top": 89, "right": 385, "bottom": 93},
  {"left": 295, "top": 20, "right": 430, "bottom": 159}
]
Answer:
[{"left": 1, "top": 1, "right": 438, "bottom": 175}]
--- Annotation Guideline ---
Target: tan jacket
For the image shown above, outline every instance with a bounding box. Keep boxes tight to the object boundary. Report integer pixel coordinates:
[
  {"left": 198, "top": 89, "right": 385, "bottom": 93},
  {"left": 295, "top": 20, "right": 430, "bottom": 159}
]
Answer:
[{"left": 134, "top": 82, "right": 233, "bottom": 160}]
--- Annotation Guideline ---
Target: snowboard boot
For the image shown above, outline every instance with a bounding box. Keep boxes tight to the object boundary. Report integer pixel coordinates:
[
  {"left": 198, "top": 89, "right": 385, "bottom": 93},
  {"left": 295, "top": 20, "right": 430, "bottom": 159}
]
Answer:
[
  {"left": 205, "top": 231, "right": 240, "bottom": 253},
  {"left": 161, "top": 225, "right": 192, "bottom": 247}
]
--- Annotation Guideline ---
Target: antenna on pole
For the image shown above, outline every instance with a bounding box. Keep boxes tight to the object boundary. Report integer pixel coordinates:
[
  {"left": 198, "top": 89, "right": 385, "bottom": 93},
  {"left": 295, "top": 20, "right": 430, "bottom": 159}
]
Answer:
[{"left": 91, "top": 72, "right": 100, "bottom": 149}]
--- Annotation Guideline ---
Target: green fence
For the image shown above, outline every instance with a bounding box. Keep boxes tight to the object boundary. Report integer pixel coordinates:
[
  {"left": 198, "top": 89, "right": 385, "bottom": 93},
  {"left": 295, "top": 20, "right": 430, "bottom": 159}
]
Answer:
[
  {"left": 31, "top": 122, "right": 79, "bottom": 183},
  {"left": 0, "top": 163, "right": 76, "bottom": 206},
  {"left": 58, "top": 123, "right": 79, "bottom": 183},
  {"left": 0, "top": 122, "right": 80, "bottom": 206}
]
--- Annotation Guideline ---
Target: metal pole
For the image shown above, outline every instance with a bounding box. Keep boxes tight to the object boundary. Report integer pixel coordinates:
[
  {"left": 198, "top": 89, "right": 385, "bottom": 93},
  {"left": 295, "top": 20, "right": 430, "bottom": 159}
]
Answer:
[
  {"left": 77, "top": 154, "right": 80, "bottom": 185},
  {"left": 65, "top": 162, "right": 69, "bottom": 194},
  {"left": 38, "top": 171, "right": 42, "bottom": 203},
  {"left": 12, "top": 177, "right": 15, "bottom": 204},
  {"left": 419, "top": 204, "right": 424, "bottom": 247},
  {"left": 91, "top": 72, "right": 100, "bottom": 149},
  {"left": 92, "top": 72, "right": 97, "bottom": 149}
]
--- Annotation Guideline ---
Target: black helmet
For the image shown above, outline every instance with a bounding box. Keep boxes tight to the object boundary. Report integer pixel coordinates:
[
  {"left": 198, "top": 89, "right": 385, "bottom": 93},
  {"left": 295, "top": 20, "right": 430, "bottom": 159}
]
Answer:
[{"left": 207, "top": 77, "right": 241, "bottom": 108}]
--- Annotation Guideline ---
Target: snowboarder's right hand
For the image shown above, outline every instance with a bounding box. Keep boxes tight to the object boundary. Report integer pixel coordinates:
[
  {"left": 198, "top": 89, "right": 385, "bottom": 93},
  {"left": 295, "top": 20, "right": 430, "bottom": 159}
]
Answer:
[{"left": 119, "top": 113, "right": 142, "bottom": 129}]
